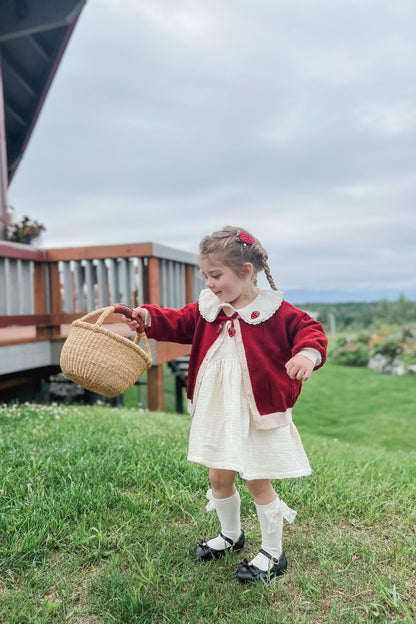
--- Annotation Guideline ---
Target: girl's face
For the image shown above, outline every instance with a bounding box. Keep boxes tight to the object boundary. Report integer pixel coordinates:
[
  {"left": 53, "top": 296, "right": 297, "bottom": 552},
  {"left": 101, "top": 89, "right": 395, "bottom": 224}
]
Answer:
[{"left": 199, "top": 255, "right": 257, "bottom": 308}]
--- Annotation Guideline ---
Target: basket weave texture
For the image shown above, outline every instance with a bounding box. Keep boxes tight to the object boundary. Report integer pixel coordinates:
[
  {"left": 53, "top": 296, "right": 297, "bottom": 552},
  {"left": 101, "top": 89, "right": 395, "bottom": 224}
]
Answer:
[{"left": 60, "top": 305, "right": 152, "bottom": 398}]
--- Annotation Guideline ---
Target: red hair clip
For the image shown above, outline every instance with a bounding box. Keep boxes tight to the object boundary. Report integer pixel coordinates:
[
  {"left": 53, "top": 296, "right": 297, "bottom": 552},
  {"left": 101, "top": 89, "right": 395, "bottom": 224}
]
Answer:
[{"left": 236, "top": 231, "right": 254, "bottom": 245}]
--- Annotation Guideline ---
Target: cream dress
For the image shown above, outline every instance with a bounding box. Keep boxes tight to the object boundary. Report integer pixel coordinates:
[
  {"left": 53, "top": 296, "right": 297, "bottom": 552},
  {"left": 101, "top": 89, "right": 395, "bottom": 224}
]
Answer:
[{"left": 187, "top": 294, "right": 313, "bottom": 481}]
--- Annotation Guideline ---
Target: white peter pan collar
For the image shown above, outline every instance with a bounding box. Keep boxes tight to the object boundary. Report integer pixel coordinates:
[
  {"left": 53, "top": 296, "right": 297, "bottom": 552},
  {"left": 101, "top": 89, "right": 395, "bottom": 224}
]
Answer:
[{"left": 198, "top": 288, "right": 284, "bottom": 324}]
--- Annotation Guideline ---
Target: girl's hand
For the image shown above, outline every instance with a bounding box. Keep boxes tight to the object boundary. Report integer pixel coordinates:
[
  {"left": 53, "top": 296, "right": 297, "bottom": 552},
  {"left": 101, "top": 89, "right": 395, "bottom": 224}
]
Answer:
[
  {"left": 285, "top": 354, "right": 314, "bottom": 381},
  {"left": 122, "top": 307, "right": 147, "bottom": 332}
]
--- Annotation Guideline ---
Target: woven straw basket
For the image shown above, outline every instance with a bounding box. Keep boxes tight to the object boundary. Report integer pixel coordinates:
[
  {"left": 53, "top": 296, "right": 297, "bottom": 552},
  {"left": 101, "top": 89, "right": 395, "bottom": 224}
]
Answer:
[{"left": 60, "top": 303, "right": 152, "bottom": 398}]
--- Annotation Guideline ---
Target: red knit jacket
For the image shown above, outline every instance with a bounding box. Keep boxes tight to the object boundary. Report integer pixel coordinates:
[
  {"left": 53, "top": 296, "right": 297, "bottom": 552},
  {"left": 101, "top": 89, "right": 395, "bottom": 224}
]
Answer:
[{"left": 142, "top": 291, "right": 327, "bottom": 429}]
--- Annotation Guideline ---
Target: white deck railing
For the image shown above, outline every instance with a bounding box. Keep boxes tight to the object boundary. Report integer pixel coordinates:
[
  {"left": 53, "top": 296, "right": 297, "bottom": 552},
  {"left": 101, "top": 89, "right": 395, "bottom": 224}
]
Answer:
[{"left": 0, "top": 240, "right": 204, "bottom": 410}]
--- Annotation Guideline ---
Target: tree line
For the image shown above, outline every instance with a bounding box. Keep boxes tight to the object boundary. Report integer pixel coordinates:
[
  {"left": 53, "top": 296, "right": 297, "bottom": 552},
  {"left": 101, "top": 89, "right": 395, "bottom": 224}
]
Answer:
[{"left": 301, "top": 295, "right": 416, "bottom": 333}]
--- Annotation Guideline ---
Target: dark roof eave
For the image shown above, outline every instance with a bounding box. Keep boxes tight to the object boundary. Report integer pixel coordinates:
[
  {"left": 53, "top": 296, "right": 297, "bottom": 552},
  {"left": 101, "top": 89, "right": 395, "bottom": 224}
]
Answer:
[{"left": 7, "top": 18, "right": 79, "bottom": 183}]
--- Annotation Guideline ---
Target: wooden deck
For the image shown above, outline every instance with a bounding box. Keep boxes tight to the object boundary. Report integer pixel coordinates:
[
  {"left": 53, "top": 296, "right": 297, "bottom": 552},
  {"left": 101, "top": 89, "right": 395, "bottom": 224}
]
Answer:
[{"left": 0, "top": 240, "right": 204, "bottom": 409}]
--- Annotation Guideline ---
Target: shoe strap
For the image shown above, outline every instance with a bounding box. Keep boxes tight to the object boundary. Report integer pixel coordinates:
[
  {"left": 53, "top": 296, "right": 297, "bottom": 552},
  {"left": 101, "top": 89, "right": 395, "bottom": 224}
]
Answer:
[
  {"left": 220, "top": 532, "right": 234, "bottom": 547},
  {"left": 259, "top": 548, "right": 279, "bottom": 563}
]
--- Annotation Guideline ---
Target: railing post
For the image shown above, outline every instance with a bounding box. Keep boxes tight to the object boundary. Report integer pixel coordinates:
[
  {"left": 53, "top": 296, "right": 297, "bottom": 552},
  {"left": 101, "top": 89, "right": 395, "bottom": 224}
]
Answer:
[
  {"left": 147, "top": 256, "right": 164, "bottom": 411},
  {"left": 48, "top": 261, "right": 63, "bottom": 337},
  {"left": 34, "top": 261, "right": 48, "bottom": 337},
  {"left": 147, "top": 257, "right": 160, "bottom": 305},
  {"left": 147, "top": 366, "right": 164, "bottom": 412},
  {"left": 185, "top": 264, "right": 194, "bottom": 304}
]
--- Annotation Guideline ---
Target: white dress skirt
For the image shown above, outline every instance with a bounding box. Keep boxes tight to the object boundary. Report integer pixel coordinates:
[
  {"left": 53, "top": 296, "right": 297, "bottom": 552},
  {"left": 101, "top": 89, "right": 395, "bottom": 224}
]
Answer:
[{"left": 187, "top": 330, "right": 312, "bottom": 481}]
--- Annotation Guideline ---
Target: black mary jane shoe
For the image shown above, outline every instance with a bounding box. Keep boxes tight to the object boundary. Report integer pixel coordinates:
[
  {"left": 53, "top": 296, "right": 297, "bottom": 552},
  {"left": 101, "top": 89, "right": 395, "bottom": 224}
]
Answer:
[
  {"left": 235, "top": 548, "right": 287, "bottom": 584},
  {"left": 192, "top": 531, "right": 245, "bottom": 562}
]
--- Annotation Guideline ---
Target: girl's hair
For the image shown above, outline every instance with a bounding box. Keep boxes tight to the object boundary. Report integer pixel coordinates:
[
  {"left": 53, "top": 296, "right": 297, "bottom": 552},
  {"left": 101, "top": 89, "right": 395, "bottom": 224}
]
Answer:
[{"left": 199, "top": 225, "right": 278, "bottom": 291}]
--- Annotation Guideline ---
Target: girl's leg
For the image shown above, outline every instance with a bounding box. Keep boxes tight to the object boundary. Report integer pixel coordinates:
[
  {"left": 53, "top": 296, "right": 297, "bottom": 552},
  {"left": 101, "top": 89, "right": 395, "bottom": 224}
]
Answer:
[
  {"left": 245, "top": 479, "right": 277, "bottom": 506},
  {"left": 209, "top": 467, "right": 237, "bottom": 499},
  {"left": 245, "top": 479, "right": 296, "bottom": 571},
  {"left": 207, "top": 468, "right": 241, "bottom": 547},
  {"left": 193, "top": 469, "right": 244, "bottom": 560}
]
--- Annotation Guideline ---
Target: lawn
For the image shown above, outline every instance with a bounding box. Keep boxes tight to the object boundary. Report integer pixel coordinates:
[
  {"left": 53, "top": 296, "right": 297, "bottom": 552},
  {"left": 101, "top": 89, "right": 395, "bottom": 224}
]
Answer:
[{"left": 0, "top": 363, "right": 415, "bottom": 623}]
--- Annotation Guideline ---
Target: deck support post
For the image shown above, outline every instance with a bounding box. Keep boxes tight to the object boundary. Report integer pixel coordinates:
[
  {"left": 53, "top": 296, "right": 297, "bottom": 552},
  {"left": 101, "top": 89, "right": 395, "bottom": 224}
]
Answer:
[{"left": 147, "top": 364, "right": 164, "bottom": 412}]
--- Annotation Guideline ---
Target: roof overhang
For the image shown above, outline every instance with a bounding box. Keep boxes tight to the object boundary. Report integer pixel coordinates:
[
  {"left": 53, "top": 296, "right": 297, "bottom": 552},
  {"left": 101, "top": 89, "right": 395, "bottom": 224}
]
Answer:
[{"left": 0, "top": 0, "right": 86, "bottom": 182}]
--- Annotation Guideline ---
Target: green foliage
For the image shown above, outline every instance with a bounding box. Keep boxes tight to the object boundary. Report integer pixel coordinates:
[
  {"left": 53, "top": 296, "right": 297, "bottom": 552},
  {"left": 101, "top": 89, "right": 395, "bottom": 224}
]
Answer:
[
  {"left": 372, "top": 335, "right": 403, "bottom": 358},
  {"left": 330, "top": 335, "right": 370, "bottom": 366},
  {"left": 328, "top": 324, "right": 416, "bottom": 369},
  {"left": 369, "top": 325, "right": 416, "bottom": 365},
  {"left": 302, "top": 294, "right": 416, "bottom": 333},
  {"left": 0, "top": 366, "right": 415, "bottom": 624}
]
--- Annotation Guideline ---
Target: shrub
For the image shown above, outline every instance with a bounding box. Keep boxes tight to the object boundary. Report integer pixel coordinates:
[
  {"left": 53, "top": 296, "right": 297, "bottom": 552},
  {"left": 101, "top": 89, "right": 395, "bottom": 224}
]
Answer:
[
  {"left": 369, "top": 326, "right": 413, "bottom": 360},
  {"left": 330, "top": 336, "right": 369, "bottom": 367},
  {"left": 371, "top": 336, "right": 403, "bottom": 359},
  {"left": 330, "top": 325, "right": 416, "bottom": 369}
]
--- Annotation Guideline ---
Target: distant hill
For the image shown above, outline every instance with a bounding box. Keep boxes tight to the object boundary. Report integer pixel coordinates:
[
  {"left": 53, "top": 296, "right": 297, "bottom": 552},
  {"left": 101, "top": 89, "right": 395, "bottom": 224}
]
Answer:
[
  {"left": 285, "top": 288, "right": 416, "bottom": 304},
  {"left": 284, "top": 294, "right": 416, "bottom": 332}
]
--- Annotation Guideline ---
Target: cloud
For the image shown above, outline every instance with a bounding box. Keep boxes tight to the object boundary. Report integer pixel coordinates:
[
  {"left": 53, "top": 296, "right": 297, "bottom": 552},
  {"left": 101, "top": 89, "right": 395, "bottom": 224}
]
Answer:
[
  {"left": 7, "top": 0, "right": 416, "bottom": 299},
  {"left": 357, "top": 101, "right": 416, "bottom": 137}
]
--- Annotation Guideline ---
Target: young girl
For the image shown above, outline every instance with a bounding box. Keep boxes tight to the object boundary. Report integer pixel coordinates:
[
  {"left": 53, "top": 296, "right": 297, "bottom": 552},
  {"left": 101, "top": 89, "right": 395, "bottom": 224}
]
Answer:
[{"left": 125, "top": 226, "right": 327, "bottom": 584}]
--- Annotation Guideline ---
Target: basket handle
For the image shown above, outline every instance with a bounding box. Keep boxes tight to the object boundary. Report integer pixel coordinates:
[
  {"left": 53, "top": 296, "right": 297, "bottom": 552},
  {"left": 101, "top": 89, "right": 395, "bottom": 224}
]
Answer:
[
  {"left": 113, "top": 303, "right": 152, "bottom": 361},
  {"left": 80, "top": 304, "right": 146, "bottom": 335},
  {"left": 113, "top": 303, "right": 146, "bottom": 334},
  {"left": 78, "top": 305, "right": 151, "bottom": 362}
]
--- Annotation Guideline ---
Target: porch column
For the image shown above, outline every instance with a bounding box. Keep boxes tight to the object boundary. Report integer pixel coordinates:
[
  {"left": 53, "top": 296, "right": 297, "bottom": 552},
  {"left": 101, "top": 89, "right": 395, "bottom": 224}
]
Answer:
[
  {"left": 0, "top": 52, "right": 8, "bottom": 240},
  {"left": 147, "top": 256, "right": 164, "bottom": 411}
]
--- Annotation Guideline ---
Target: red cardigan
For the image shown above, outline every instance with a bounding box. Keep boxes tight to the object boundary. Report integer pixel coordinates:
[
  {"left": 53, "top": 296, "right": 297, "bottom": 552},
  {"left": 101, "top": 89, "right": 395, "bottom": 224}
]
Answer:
[{"left": 142, "top": 295, "right": 327, "bottom": 430}]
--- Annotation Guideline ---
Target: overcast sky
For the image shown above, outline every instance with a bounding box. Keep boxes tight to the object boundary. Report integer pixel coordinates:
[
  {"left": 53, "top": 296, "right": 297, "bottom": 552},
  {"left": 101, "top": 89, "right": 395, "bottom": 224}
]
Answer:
[{"left": 7, "top": 0, "right": 416, "bottom": 300}]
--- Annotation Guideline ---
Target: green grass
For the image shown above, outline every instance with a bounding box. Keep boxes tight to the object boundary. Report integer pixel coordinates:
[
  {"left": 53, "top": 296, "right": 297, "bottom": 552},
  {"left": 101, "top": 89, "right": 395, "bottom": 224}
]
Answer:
[
  {"left": 0, "top": 364, "right": 415, "bottom": 623},
  {"left": 295, "top": 362, "right": 416, "bottom": 451}
]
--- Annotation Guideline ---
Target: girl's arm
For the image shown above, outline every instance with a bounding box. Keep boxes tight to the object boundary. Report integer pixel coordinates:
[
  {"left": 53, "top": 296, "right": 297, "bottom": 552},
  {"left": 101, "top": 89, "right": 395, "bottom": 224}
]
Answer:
[
  {"left": 124, "top": 302, "right": 198, "bottom": 344},
  {"left": 282, "top": 303, "right": 328, "bottom": 376}
]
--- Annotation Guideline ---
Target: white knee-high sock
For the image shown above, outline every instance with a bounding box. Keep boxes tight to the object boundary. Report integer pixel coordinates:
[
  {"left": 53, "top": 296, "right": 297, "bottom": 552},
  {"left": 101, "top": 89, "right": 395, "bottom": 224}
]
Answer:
[
  {"left": 205, "top": 489, "right": 241, "bottom": 550},
  {"left": 250, "top": 496, "right": 297, "bottom": 571}
]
